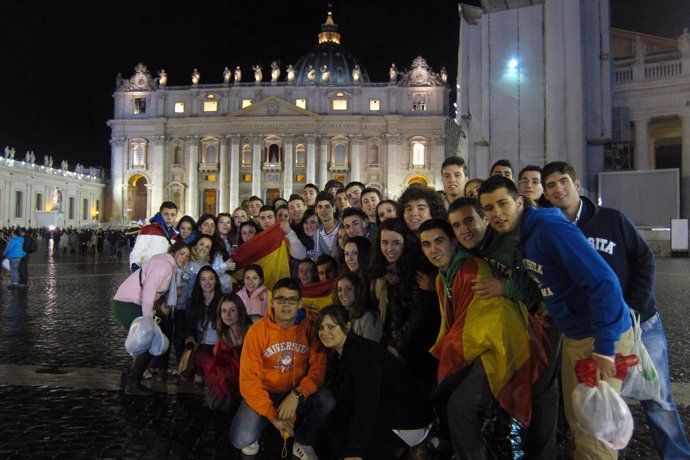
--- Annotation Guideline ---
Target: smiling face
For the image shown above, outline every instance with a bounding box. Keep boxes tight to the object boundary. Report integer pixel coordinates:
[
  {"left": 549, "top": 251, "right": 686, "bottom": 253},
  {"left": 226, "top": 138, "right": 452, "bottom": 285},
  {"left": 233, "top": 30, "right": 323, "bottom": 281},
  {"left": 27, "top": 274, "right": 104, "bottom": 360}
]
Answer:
[
  {"left": 243, "top": 269, "right": 261, "bottom": 294},
  {"left": 288, "top": 200, "right": 306, "bottom": 222},
  {"left": 479, "top": 187, "right": 524, "bottom": 237},
  {"left": 316, "top": 200, "right": 335, "bottom": 224},
  {"left": 337, "top": 227, "right": 348, "bottom": 249},
  {"left": 198, "top": 270, "right": 217, "bottom": 294},
  {"left": 179, "top": 221, "right": 194, "bottom": 240},
  {"left": 442, "top": 164, "right": 468, "bottom": 201},
  {"left": 173, "top": 247, "right": 191, "bottom": 267},
  {"left": 318, "top": 314, "right": 348, "bottom": 354},
  {"left": 192, "top": 237, "right": 212, "bottom": 259},
  {"left": 376, "top": 202, "right": 397, "bottom": 223},
  {"left": 403, "top": 199, "right": 431, "bottom": 232},
  {"left": 336, "top": 278, "right": 356, "bottom": 307},
  {"left": 343, "top": 242, "right": 360, "bottom": 272},
  {"left": 380, "top": 229, "right": 405, "bottom": 264},
  {"left": 233, "top": 209, "right": 248, "bottom": 226},
  {"left": 343, "top": 215, "right": 367, "bottom": 238},
  {"left": 518, "top": 170, "right": 544, "bottom": 201},
  {"left": 220, "top": 300, "right": 240, "bottom": 327},
  {"left": 360, "top": 192, "right": 380, "bottom": 220},
  {"left": 240, "top": 224, "right": 257, "bottom": 243},
  {"left": 543, "top": 171, "right": 581, "bottom": 214},
  {"left": 302, "top": 215, "right": 320, "bottom": 237},
  {"left": 345, "top": 186, "right": 362, "bottom": 209},
  {"left": 420, "top": 228, "right": 455, "bottom": 271},
  {"left": 448, "top": 205, "right": 486, "bottom": 250},
  {"left": 199, "top": 218, "right": 216, "bottom": 236},
  {"left": 276, "top": 207, "right": 290, "bottom": 223},
  {"left": 217, "top": 215, "right": 232, "bottom": 236}
]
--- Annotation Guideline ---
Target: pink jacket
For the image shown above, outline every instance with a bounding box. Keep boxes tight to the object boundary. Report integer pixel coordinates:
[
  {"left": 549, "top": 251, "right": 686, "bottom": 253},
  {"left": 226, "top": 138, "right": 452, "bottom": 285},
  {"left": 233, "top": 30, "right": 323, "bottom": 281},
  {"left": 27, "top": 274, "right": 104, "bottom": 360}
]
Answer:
[
  {"left": 114, "top": 252, "right": 176, "bottom": 316},
  {"left": 237, "top": 285, "right": 269, "bottom": 317}
]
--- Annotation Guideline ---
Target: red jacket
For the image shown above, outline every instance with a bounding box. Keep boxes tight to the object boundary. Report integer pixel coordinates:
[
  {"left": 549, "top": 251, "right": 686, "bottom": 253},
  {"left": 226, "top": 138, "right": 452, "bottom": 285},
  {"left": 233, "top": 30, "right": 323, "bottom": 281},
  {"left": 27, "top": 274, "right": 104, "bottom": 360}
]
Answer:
[
  {"left": 239, "top": 307, "right": 326, "bottom": 421},
  {"left": 202, "top": 340, "right": 242, "bottom": 397}
]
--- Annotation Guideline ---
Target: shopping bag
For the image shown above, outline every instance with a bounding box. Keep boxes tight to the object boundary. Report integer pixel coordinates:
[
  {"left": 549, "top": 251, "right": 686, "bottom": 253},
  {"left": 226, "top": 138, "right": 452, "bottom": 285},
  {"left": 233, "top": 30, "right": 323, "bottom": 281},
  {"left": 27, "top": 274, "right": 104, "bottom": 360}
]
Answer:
[
  {"left": 620, "top": 313, "right": 660, "bottom": 401},
  {"left": 124, "top": 316, "right": 155, "bottom": 357},
  {"left": 148, "top": 316, "right": 170, "bottom": 356},
  {"left": 1, "top": 258, "right": 10, "bottom": 272},
  {"left": 572, "top": 380, "right": 634, "bottom": 450}
]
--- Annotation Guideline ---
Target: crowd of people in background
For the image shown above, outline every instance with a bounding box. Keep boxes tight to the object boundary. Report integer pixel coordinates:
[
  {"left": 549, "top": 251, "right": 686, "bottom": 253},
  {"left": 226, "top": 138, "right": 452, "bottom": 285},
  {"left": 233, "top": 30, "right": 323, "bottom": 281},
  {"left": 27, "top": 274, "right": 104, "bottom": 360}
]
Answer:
[{"left": 108, "top": 157, "right": 690, "bottom": 460}]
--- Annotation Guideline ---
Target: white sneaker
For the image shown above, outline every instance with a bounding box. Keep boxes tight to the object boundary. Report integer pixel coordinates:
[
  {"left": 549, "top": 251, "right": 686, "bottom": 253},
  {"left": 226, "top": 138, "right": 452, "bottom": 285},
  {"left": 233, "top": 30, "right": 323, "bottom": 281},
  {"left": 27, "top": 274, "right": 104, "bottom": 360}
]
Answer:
[
  {"left": 241, "top": 441, "right": 260, "bottom": 456},
  {"left": 292, "top": 441, "right": 318, "bottom": 460}
]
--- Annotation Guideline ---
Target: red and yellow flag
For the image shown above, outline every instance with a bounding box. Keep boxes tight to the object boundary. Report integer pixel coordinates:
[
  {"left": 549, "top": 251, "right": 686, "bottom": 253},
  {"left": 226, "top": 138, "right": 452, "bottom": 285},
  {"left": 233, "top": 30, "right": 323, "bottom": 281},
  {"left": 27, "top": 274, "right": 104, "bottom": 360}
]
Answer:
[
  {"left": 231, "top": 223, "right": 291, "bottom": 290},
  {"left": 301, "top": 279, "right": 337, "bottom": 312}
]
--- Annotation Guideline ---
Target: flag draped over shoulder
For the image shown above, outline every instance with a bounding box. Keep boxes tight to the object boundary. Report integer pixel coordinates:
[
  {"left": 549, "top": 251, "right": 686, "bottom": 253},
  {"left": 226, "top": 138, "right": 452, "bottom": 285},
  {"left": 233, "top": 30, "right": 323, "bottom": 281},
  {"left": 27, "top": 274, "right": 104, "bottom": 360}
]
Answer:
[
  {"left": 432, "top": 256, "right": 549, "bottom": 427},
  {"left": 301, "top": 279, "right": 337, "bottom": 311},
  {"left": 231, "top": 223, "right": 290, "bottom": 290}
]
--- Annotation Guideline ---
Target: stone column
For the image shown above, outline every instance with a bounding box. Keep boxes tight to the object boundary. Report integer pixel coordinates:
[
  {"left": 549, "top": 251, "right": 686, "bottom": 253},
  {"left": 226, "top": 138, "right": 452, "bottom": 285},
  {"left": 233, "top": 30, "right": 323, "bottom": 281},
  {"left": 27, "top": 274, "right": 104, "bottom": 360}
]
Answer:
[
  {"left": 186, "top": 136, "right": 199, "bottom": 217},
  {"left": 283, "top": 136, "right": 294, "bottom": 197},
  {"left": 305, "top": 134, "right": 317, "bottom": 185},
  {"left": 150, "top": 136, "right": 166, "bottom": 209},
  {"left": 229, "top": 135, "right": 241, "bottom": 211},
  {"left": 319, "top": 135, "right": 329, "bottom": 187},
  {"left": 385, "top": 134, "right": 402, "bottom": 197},
  {"left": 632, "top": 118, "right": 650, "bottom": 170},
  {"left": 109, "top": 137, "right": 126, "bottom": 222},
  {"left": 219, "top": 137, "right": 230, "bottom": 212},
  {"left": 682, "top": 116, "right": 690, "bottom": 218},
  {"left": 252, "top": 136, "right": 262, "bottom": 197},
  {"left": 349, "top": 135, "right": 363, "bottom": 183}
]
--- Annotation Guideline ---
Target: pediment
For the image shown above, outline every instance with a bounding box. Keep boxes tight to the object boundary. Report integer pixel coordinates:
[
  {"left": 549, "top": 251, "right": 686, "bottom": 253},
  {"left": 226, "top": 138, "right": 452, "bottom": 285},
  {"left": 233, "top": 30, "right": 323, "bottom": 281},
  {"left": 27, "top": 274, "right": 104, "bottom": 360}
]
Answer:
[{"left": 228, "top": 96, "right": 318, "bottom": 118}]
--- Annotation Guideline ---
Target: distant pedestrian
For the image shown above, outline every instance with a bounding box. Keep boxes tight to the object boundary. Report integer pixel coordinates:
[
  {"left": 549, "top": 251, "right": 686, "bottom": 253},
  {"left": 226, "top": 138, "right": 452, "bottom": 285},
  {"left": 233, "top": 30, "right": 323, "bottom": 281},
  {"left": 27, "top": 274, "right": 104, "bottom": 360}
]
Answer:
[
  {"left": 4, "top": 229, "right": 26, "bottom": 288},
  {"left": 19, "top": 228, "right": 36, "bottom": 286}
]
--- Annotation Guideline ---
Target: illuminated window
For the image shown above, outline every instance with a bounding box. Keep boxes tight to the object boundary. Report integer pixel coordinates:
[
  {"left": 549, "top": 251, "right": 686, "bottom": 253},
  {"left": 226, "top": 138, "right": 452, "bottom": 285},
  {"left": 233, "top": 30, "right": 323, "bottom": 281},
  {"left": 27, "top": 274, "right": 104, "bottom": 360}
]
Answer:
[
  {"left": 295, "top": 174, "right": 306, "bottom": 182},
  {"left": 174, "top": 102, "right": 185, "bottom": 113},
  {"left": 332, "top": 100, "right": 348, "bottom": 111},
  {"left": 242, "top": 99, "right": 253, "bottom": 108},
  {"left": 336, "top": 92, "right": 344, "bottom": 97},
  {"left": 205, "top": 175, "right": 217, "bottom": 182},
  {"left": 412, "top": 143, "right": 425, "bottom": 166},
  {"left": 133, "top": 98, "right": 146, "bottom": 114},
  {"left": 243, "top": 174, "right": 252, "bottom": 182},
  {"left": 295, "top": 99, "right": 307, "bottom": 109},
  {"left": 369, "top": 99, "right": 380, "bottom": 111},
  {"left": 412, "top": 94, "right": 427, "bottom": 112},
  {"left": 242, "top": 144, "right": 252, "bottom": 167},
  {"left": 203, "top": 189, "right": 217, "bottom": 215},
  {"left": 203, "top": 101, "right": 218, "bottom": 112}
]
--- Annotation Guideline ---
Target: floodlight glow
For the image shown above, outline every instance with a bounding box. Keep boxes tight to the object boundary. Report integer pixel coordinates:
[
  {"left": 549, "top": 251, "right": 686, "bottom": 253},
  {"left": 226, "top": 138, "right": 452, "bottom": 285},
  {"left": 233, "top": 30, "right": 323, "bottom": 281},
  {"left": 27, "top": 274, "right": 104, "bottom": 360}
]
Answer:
[{"left": 508, "top": 58, "right": 518, "bottom": 70}]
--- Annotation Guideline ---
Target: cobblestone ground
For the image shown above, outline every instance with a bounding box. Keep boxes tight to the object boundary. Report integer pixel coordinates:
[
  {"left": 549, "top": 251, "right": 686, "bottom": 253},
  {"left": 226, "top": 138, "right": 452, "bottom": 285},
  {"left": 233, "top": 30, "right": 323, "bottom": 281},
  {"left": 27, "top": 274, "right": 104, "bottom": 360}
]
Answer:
[{"left": 0, "top": 242, "right": 687, "bottom": 459}]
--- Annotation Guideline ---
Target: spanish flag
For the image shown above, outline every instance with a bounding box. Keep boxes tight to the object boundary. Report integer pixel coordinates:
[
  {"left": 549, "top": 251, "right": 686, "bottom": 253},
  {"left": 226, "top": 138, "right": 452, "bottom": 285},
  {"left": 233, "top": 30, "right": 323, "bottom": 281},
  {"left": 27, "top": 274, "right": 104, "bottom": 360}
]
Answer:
[
  {"left": 231, "top": 223, "right": 291, "bottom": 290},
  {"left": 301, "top": 279, "right": 337, "bottom": 312},
  {"left": 432, "top": 255, "right": 549, "bottom": 427}
]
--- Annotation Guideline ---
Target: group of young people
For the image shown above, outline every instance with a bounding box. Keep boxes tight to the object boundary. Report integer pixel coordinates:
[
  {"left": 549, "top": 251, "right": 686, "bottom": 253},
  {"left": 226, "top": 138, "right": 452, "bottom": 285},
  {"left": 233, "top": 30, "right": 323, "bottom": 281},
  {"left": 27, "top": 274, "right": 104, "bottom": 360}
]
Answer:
[{"left": 110, "top": 158, "right": 689, "bottom": 460}]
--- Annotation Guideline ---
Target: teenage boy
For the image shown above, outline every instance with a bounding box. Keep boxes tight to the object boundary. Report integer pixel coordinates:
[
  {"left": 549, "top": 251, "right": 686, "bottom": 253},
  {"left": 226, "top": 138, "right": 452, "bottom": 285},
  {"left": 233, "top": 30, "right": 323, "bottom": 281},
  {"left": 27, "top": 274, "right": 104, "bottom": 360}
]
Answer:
[
  {"left": 247, "top": 196, "right": 264, "bottom": 220},
  {"left": 359, "top": 187, "right": 381, "bottom": 225},
  {"left": 344, "top": 181, "right": 365, "bottom": 209},
  {"left": 324, "top": 179, "right": 344, "bottom": 199},
  {"left": 441, "top": 156, "right": 469, "bottom": 207},
  {"left": 230, "top": 278, "right": 334, "bottom": 460},
  {"left": 478, "top": 175, "right": 633, "bottom": 460},
  {"left": 419, "top": 218, "right": 542, "bottom": 460},
  {"left": 542, "top": 161, "right": 690, "bottom": 459},
  {"left": 341, "top": 208, "right": 370, "bottom": 240},
  {"left": 288, "top": 194, "right": 307, "bottom": 232},
  {"left": 517, "top": 165, "right": 545, "bottom": 203},
  {"left": 315, "top": 254, "right": 338, "bottom": 281},
  {"left": 129, "top": 201, "right": 179, "bottom": 272},
  {"left": 314, "top": 191, "right": 341, "bottom": 258},
  {"left": 258, "top": 205, "right": 276, "bottom": 230},
  {"left": 490, "top": 159, "right": 513, "bottom": 181},
  {"left": 302, "top": 184, "right": 319, "bottom": 207}
]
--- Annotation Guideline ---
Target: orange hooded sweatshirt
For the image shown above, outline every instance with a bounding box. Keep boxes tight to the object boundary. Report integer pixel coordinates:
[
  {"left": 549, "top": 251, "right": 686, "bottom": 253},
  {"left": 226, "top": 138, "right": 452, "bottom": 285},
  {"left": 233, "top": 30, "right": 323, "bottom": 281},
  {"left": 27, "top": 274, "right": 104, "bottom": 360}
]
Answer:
[{"left": 239, "top": 305, "right": 326, "bottom": 421}]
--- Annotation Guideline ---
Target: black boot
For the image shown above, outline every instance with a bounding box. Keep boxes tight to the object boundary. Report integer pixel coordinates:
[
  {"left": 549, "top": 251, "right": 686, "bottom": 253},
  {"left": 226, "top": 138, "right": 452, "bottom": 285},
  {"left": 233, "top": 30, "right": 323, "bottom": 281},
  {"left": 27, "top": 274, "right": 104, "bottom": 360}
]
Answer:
[{"left": 125, "top": 352, "right": 154, "bottom": 396}]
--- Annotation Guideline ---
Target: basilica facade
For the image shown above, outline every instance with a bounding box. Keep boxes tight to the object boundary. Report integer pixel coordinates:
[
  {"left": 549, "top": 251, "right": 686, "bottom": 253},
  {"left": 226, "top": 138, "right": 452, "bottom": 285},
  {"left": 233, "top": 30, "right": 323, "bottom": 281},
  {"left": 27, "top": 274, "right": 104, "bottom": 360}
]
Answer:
[{"left": 108, "top": 11, "right": 450, "bottom": 222}]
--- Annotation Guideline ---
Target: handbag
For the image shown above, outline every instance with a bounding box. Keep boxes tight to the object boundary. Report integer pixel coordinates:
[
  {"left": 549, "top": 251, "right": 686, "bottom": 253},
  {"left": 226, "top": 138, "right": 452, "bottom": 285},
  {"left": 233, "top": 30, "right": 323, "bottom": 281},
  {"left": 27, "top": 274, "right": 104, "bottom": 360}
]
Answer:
[
  {"left": 178, "top": 343, "right": 198, "bottom": 379},
  {"left": 620, "top": 313, "right": 660, "bottom": 401}
]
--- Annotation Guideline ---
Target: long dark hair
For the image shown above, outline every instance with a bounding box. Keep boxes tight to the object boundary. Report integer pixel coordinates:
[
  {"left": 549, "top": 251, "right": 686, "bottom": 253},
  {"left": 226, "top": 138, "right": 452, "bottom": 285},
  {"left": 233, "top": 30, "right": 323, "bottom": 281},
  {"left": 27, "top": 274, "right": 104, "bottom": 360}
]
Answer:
[
  {"left": 368, "top": 217, "right": 412, "bottom": 278},
  {"left": 216, "top": 293, "right": 252, "bottom": 345},
  {"left": 314, "top": 304, "right": 351, "bottom": 351},
  {"left": 187, "top": 265, "right": 223, "bottom": 337},
  {"left": 332, "top": 272, "right": 372, "bottom": 321}
]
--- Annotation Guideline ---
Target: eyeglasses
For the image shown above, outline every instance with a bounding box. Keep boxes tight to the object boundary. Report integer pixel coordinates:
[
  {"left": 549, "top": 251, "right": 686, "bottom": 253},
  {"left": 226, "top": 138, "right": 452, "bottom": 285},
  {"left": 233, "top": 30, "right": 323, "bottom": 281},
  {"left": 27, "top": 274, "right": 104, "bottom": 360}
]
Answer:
[{"left": 274, "top": 296, "right": 300, "bottom": 305}]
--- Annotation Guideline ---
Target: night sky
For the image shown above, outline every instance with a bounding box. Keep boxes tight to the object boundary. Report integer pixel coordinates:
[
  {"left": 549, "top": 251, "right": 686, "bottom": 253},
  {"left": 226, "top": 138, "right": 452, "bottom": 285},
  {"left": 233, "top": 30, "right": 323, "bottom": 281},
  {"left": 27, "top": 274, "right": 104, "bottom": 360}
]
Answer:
[{"left": 0, "top": 0, "right": 687, "bottom": 170}]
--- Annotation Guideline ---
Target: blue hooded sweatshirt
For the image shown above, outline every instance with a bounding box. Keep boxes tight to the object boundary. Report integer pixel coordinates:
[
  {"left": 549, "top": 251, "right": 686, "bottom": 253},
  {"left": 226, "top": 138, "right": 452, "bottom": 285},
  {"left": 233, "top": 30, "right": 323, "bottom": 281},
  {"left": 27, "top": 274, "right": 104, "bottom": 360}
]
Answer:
[{"left": 517, "top": 206, "right": 631, "bottom": 356}]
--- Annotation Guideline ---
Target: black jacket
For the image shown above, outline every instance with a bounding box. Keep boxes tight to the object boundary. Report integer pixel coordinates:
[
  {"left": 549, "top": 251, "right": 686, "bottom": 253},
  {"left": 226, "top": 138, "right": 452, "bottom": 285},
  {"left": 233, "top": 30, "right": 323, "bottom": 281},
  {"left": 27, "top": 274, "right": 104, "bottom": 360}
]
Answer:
[
  {"left": 326, "top": 334, "right": 433, "bottom": 458},
  {"left": 576, "top": 196, "right": 657, "bottom": 321}
]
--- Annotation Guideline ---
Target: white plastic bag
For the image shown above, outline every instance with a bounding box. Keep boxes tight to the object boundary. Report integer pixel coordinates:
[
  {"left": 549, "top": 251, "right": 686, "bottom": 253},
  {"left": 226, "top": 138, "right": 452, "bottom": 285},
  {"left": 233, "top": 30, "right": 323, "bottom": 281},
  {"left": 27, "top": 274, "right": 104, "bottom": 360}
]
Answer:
[
  {"left": 1, "top": 258, "right": 9, "bottom": 272},
  {"left": 148, "top": 316, "right": 170, "bottom": 356},
  {"left": 572, "top": 381, "right": 633, "bottom": 450},
  {"left": 125, "top": 316, "right": 155, "bottom": 357},
  {"left": 621, "top": 313, "right": 660, "bottom": 401}
]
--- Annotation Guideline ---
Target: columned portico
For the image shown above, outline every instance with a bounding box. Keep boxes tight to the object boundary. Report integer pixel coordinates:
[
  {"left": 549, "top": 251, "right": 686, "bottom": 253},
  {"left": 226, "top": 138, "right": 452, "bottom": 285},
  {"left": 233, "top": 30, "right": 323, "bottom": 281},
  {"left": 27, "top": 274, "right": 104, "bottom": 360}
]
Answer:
[
  {"left": 283, "top": 136, "right": 294, "bottom": 197},
  {"left": 150, "top": 136, "right": 165, "bottom": 209},
  {"left": 252, "top": 136, "right": 262, "bottom": 196},
  {"left": 385, "top": 134, "right": 401, "bottom": 195},
  {"left": 350, "top": 134, "right": 363, "bottom": 183},
  {"left": 318, "top": 136, "right": 329, "bottom": 186},
  {"left": 185, "top": 136, "right": 199, "bottom": 217},
  {"left": 633, "top": 118, "right": 650, "bottom": 170},
  {"left": 305, "top": 134, "right": 317, "bottom": 185},
  {"left": 681, "top": 115, "right": 690, "bottom": 217},
  {"left": 229, "top": 135, "right": 241, "bottom": 211},
  {"left": 219, "top": 137, "right": 230, "bottom": 212}
]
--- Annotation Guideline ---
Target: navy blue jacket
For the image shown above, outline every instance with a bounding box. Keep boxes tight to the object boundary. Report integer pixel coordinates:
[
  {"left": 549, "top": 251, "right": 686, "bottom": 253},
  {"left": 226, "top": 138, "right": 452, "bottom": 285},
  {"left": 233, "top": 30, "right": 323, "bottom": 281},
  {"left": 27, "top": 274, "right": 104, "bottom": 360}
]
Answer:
[
  {"left": 576, "top": 196, "right": 657, "bottom": 322},
  {"left": 518, "top": 206, "right": 631, "bottom": 356}
]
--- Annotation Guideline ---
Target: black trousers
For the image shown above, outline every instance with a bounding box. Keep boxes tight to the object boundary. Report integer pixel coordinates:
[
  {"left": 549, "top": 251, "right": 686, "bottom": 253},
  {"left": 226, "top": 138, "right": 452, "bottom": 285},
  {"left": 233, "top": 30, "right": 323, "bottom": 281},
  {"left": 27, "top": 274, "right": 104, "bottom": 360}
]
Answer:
[{"left": 18, "top": 255, "right": 29, "bottom": 284}]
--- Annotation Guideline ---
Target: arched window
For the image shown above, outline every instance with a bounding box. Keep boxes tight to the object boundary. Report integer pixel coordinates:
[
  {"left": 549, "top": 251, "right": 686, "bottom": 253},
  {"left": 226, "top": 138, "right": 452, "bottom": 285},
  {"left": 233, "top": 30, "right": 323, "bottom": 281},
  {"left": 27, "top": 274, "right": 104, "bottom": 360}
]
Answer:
[
  {"left": 367, "top": 144, "right": 379, "bottom": 167},
  {"left": 412, "top": 143, "right": 425, "bottom": 167},
  {"left": 295, "top": 144, "right": 306, "bottom": 166},
  {"left": 267, "top": 144, "right": 281, "bottom": 164},
  {"left": 205, "top": 144, "right": 217, "bottom": 164},
  {"left": 334, "top": 144, "right": 346, "bottom": 164},
  {"left": 130, "top": 139, "right": 147, "bottom": 167}
]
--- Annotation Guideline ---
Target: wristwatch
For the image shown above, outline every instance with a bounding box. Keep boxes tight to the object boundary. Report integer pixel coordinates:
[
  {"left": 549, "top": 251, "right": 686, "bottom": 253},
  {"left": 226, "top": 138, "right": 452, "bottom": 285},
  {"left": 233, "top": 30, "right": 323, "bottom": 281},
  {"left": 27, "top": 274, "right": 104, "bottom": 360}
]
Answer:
[{"left": 292, "top": 388, "right": 304, "bottom": 403}]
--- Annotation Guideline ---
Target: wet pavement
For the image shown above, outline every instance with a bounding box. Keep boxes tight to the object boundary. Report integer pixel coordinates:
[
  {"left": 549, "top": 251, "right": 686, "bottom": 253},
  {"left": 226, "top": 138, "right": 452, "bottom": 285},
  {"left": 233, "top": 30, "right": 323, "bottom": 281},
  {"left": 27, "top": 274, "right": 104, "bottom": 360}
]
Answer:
[{"left": 0, "top": 242, "right": 688, "bottom": 459}]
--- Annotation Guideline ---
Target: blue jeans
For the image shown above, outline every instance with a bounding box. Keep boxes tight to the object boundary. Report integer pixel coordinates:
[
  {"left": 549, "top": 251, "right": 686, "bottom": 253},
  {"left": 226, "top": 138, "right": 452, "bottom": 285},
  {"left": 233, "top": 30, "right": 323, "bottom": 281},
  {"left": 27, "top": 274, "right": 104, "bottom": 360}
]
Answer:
[
  {"left": 9, "top": 258, "right": 21, "bottom": 284},
  {"left": 640, "top": 312, "right": 690, "bottom": 459},
  {"left": 229, "top": 387, "right": 335, "bottom": 449}
]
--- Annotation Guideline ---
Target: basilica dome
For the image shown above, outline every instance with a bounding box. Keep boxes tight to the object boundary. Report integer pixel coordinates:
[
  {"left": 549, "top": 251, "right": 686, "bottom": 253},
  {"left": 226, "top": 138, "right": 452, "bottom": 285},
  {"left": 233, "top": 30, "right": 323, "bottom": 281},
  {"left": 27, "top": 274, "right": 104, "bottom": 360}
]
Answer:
[{"left": 292, "top": 10, "right": 370, "bottom": 84}]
